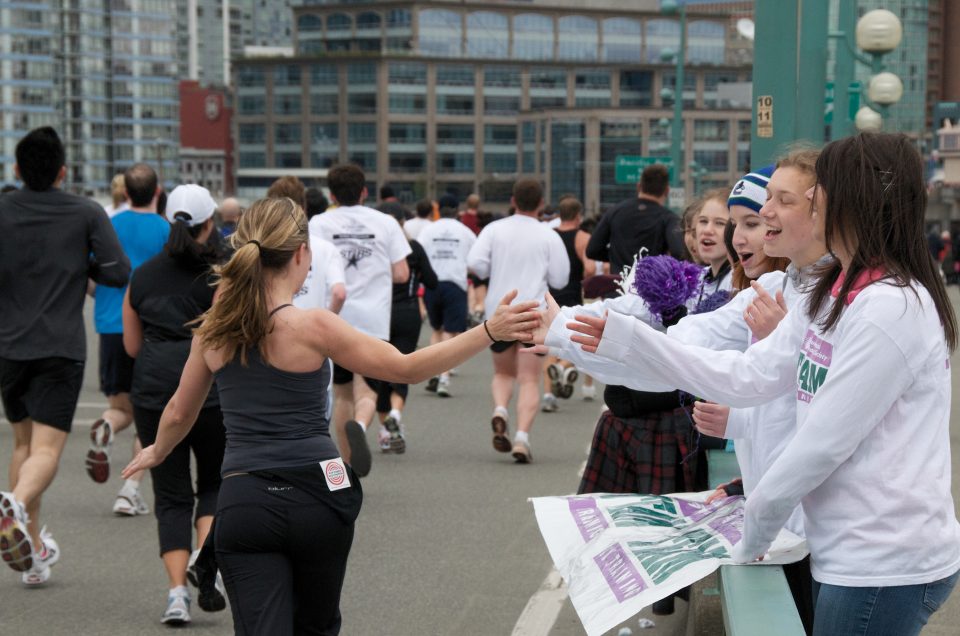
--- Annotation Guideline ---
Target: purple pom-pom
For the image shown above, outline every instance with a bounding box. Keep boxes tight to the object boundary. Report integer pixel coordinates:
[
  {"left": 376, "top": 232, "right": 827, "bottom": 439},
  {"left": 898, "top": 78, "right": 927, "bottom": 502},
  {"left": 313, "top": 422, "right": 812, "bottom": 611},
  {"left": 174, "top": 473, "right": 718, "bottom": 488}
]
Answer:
[
  {"left": 692, "top": 290, "right": 731, "bottom": 315},
  {"left": 631, "top": 255, "right": 703, "bottom": 322}
]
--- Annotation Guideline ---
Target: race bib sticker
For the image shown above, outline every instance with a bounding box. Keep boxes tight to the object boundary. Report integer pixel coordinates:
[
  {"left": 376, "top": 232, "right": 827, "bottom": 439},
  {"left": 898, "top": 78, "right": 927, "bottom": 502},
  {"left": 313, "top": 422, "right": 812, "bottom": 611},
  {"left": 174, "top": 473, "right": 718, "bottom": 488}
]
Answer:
[
  {"left": 320, "top": 457, "right": 351, "bottom": 491},
  {"left": 796, "top": 329, "right": 833, "bottom": 403}
]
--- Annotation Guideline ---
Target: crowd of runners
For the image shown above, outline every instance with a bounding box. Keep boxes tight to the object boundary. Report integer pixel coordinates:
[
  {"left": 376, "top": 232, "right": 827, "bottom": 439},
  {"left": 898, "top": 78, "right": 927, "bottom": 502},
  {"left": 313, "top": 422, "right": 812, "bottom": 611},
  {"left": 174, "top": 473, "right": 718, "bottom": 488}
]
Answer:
[{"left": 1, "top": 125, "right": 959, "bottom": 636}]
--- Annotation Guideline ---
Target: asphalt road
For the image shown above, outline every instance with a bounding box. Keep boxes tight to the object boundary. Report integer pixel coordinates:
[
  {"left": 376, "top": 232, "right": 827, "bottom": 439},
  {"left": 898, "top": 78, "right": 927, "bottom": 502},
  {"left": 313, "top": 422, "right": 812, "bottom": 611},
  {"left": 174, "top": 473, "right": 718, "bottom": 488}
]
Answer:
[{"left": 1, "top": 296, "right": 959, "bottom": 635}]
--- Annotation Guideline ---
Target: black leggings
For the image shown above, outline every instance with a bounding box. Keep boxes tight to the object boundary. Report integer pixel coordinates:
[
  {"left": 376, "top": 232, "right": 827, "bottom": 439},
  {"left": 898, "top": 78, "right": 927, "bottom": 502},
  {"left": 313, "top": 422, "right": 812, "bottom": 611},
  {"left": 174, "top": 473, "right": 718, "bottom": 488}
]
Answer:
[
  {"left": 215, "top": 472, "right": 360, "bottom": 635},
  {"left": 134, "top": 405, "right": 225, "bottom": 556},
  {"left": 375, "top": 300, "right": 421, "bottom": 413}
]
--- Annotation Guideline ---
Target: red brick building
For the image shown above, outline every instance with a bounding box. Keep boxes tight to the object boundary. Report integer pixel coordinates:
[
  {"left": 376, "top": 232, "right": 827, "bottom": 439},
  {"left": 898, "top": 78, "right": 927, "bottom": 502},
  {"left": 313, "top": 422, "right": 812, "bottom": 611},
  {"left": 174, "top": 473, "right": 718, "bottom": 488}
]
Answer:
[{"left": 179, "top": 80, "right": 234, "bottom": 197}]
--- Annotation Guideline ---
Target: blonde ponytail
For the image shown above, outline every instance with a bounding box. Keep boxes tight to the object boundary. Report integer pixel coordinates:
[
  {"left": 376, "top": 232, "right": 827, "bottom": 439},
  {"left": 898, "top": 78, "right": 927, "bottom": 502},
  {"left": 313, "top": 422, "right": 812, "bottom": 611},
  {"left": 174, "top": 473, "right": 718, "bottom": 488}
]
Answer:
[{"left": 192, "top": 197, "right": 308, "bottom": 364}]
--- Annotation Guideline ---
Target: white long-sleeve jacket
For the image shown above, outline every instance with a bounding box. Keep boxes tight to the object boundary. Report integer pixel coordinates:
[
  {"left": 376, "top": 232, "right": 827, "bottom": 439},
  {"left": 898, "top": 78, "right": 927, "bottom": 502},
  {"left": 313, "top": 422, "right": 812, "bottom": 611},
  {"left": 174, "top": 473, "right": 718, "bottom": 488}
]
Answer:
[{"left": 593, "top": 281, "right": 960, "bottom": 586}]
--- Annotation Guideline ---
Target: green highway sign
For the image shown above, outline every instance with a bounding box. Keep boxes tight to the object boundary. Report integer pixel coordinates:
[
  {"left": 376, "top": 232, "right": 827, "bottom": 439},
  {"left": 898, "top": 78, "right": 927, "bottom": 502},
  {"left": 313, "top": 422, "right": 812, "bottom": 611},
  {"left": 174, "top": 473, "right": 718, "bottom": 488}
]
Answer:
[{"left": 615, "top": 156, "right": 674, "bottom": 185}]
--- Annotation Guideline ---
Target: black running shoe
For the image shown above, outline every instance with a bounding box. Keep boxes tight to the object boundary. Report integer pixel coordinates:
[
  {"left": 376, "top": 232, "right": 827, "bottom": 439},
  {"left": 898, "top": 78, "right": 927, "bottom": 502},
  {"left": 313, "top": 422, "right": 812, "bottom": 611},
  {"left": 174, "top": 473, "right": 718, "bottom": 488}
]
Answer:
[
  {"left": 425, "top": 376, "right": 439, "bottom": 393},
  {"left": 345, "top": 420, "right": 372, "bottom": 477}
]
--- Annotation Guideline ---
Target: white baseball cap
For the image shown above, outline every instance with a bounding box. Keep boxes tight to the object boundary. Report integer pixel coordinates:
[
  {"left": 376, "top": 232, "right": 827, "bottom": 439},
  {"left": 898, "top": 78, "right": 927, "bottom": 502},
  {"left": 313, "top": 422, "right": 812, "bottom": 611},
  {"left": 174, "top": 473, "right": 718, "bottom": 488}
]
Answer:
[{"left": 165, "top": 184, "right": 217, "bottom": 226}]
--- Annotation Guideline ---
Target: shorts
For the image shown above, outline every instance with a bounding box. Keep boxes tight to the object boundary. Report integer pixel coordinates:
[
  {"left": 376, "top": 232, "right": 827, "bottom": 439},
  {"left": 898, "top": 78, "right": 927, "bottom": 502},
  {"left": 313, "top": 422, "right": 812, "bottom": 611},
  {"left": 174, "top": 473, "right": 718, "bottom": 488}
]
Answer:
[
  {"left": 425, "top": 282, "right": 468, "bottom": 334},
  {"left": 99, "top": 333, "right": 134, "bottom": 396},
  {"left": 332, "top": 363, "right": 380, "bottom": 389},
  {"left": 467, "top": 273, "right": 487, "bottom": 288},
  {"left": 0, "top": 356, "right": 85, "bottom": 432}
]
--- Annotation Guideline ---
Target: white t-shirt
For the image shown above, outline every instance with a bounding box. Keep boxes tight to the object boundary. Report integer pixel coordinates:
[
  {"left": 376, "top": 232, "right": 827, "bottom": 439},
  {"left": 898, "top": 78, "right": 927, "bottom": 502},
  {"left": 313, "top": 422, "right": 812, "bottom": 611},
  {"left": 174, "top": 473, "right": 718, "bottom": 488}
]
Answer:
[
  {"left": 293, "top": 235, "right": 345, "bottom": 311},
  {"left": 403, "top": 216, "right": 431, "bottom": 241},
  {"left": 467, "top": 213, "right": 569, "bottom": 317},
  {"left": 309, "top": 205, "right": 411, "bottom": 339},
  {"left": 416, "top": 218, "right": 477, "bottom": 291},
  {"left": 594, "top": 281, "right": 960, "bottom": 587}
]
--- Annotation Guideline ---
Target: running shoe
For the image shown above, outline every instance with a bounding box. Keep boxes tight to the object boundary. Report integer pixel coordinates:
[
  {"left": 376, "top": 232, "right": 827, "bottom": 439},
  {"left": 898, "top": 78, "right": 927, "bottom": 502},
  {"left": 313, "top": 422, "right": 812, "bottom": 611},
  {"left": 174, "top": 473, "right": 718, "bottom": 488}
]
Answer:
[
  {"left": 541, "top": 394, "right": 559, "bottom": 413},
  {"left": 382, "top": 416, "right": 406, "bottom": 454},
  {"left": 0, "top": 491, "right": 35, "bottom": 572},
  {"left": 491, "top": 409, "right": 511, "bottom": 453},
  {"left": 345, "top": 420, "right": 372, "bottom": 477},
  {"left": 21, "top": 526, "right": 59, "bottom": 586},
  {"left": 581, "top": 384, "right": 597, "bottom": 401},
  {"left": 378, "top": 427, "right": 393, "bottom": 453},
  {"left": 511, "top": 440, "right": 532, "bottom": 464},
  {"left": 436, "top": 380, "right": 451, "bottom": 398},
  {"left": 113, "top": 483, "right": 150, "bottom": 516},
  {"left": 161, "top": 589, "right": 192, "bottom": 625},
  {"left": 187, "top": 549, "right": 227, "bottom": 613},
  {"left": 546, "top": 363, "right": 564, "bottom": 397},
  {"left": 85, "top": 418, "right": 114, "bottom": 483},
  {"left": 557, "top": 384, "right": 575, "bottom": 400},
  {"left": 560, "top": 367, "right": 579, "bottom": 399},
  {"left": 425, "top": 376, "right": 439, "bottom": 393}
]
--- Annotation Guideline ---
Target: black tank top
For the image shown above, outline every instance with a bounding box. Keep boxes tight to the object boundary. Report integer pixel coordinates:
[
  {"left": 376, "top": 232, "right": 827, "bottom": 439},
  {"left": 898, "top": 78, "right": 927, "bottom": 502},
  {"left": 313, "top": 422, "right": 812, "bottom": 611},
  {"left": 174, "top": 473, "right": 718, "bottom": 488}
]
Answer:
[
  {"left": 549, "top": 228, "right": 584, "bottom": 306},
  {"left": 214, "top": 329, "right": 337, "bottom": 475}
]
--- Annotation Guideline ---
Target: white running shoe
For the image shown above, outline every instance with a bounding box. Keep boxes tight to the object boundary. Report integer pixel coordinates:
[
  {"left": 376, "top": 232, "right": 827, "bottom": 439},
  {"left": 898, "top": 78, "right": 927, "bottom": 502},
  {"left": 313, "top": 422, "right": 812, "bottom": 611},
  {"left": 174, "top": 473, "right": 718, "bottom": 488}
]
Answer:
[
  {"left": 21, "top": 526, "right": 58, "bottom": 586},
  {"left": 581, "top": 384, "right": 597, "bottom": 401},
  {"left": 541, "top": 394, "right": 559, "bottom": 413},
  {"left": 161, "top": 589, "right": 192, "bottom": 625},
  {"left": 85, "top": 419, "right": 114, "bottom": 483},
  {"left": 0, "top": 491, "right": 35, "bottom": 573},
  {"left": 113, "top": 484, "right": 150, "bottom": 516},
  {"left": 378, "top": 426, "right": 393, "bottom": 453},
  {"left": 436, "top": 379, "right": 451, "bottom": 398}
]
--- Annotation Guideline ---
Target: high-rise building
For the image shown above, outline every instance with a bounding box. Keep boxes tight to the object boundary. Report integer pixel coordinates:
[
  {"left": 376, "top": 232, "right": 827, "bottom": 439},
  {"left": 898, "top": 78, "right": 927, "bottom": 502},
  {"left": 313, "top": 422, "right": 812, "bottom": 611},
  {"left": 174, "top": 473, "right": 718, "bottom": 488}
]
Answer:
[
  {"left": 1, "top": 1, "right": 179, "bottom": 194},
  {"left": 179, "top": 0, "right": 295, "bottom": 87},
  {"left": 232, "top": 0, "right": 754, "bottom": 211}
]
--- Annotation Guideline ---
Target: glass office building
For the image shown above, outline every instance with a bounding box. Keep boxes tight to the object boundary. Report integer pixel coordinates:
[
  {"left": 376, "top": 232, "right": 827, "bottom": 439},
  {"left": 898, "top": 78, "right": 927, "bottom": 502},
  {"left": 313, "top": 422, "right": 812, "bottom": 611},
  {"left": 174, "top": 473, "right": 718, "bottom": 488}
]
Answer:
[
  {"left": 234, "top": 1, "right": 753, "bottom": 211},
  {"left": 0, "top": 0, "right": 179, "bottom": 193}
]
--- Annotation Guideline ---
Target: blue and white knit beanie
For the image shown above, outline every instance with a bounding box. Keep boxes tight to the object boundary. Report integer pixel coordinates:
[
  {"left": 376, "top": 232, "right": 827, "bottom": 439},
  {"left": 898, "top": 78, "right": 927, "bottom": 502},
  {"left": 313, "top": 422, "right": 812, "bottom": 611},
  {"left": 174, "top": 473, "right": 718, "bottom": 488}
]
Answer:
[{"left": 727, "top": 165, "right": 774, "bottom": 213}]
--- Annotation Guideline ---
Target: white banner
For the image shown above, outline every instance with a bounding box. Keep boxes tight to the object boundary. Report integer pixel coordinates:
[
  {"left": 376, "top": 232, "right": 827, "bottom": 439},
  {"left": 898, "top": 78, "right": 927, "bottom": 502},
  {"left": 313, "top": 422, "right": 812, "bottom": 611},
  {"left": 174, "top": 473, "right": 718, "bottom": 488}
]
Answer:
[{"left": 531, "top": 492, "right": 807, "bottom": 636}]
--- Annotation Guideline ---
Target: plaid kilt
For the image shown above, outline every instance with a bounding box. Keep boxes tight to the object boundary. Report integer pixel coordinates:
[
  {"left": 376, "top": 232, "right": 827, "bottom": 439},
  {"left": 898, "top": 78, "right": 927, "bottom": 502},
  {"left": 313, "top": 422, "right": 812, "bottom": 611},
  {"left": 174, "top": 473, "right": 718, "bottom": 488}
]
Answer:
[{"left": 577, "top": 407, "right": 702, "bottom": 496}]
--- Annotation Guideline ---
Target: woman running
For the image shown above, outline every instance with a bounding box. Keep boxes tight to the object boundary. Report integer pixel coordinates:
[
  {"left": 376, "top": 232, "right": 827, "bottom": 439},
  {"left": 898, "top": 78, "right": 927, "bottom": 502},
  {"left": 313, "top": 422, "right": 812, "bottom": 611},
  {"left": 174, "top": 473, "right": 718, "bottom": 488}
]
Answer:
[
  {"left": 122, "top": 184, "right": 227, "bottom": 625},
  {"left": 122, "top": 197, "right": 539, "bottom": 634}
]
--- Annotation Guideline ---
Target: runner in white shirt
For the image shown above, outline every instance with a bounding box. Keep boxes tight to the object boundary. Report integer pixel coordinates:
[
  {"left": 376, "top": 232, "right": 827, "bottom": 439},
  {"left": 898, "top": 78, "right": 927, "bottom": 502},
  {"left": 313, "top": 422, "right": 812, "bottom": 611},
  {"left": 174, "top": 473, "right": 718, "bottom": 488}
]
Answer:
[
  {"left": 309, "top": 164, "right": 411, "bottom": 477},
  {"left": 564, "top": 133, "right": 960, "bottom": 635},
  {"left": 403, "top": 199, "right": 433, "bottom": 241},
  {"left": 292, "top": 235, "right": 346, "bottom": 315},
  {"left": 418, "top": 205, "right": 477, "bottom": 396},
  {"left": 466, "top": 178, "right": 569, "bottom": 462}
]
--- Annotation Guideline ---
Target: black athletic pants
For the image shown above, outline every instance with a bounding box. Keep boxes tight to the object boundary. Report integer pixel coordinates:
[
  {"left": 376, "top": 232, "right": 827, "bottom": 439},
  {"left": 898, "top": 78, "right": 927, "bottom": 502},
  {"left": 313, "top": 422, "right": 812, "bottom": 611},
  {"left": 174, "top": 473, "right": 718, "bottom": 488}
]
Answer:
[
  {"left": 215, "top": 471, "right": 361, "bottom": 635},
  {"left": 134, "top": 405, "right": 225, "bottom": 556},
  {"left": 375, "top": 299, "right": 422, "bottom": 412}
]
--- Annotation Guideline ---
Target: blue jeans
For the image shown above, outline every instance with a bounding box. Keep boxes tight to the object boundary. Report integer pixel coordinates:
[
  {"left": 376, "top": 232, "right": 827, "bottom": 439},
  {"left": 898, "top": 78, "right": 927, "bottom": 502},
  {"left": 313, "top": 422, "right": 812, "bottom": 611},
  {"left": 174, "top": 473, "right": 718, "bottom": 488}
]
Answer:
[{"left": 812, "top": 570, "right": 960, "bottom": 636}]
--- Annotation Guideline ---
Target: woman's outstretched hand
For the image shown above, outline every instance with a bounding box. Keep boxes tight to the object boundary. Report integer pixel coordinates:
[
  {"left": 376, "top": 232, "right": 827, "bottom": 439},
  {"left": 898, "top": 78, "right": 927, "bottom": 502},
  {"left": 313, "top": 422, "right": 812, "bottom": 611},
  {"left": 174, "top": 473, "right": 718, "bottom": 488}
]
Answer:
[
  {"left": 486, "top": 290, "right": 542, "bottom": 342},
  {"left": 122, "top": 444, "right": 163, "bottom": 479},
  {"left": 744, "top": 281, "right": 788, "bottom": 341},
  {"left": 567, "top": 312, "right": 607, "bottom": 353}
]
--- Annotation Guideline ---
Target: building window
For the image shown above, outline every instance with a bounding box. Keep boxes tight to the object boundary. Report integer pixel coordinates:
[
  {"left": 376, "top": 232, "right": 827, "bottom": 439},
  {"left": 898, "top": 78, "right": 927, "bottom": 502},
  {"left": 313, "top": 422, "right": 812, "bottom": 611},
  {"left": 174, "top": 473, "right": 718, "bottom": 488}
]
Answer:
[
  {"left": 693, "top": 149, "right": 728, "bottom": 172},
  {"left": 274, "top": 123, "right": 301, "bottom": 145},
  {"left": 484, "top": 96, "right": 519, "bottom": 115},
  {"left": 436, "top": 65, "right": 475, "bottom": 86},
  {"left": 557, "top": 16, "right": 598, "bottom": 61},
  {"left": 419, "top": 9, "right": 462, "bottom": 57},
  {"left": 389, "top": 94, "right": 426, "bottom": 114},
  {"left": 437, "top": 153, "right": 475, "bottom": 173},
  {"left": 694, "top": 120, "right": 728, "bottom": 142},
  {"left": 466, "top": 12, "right": 508, "bottom": 59},
  {"left": 484, "top": 125, "right": 517, "bottom": 145},
  {"left": 238, "top": 95, "right": 265, "bottom": 115},
  {"left": 349, "top": 123, "right": 377, "bottom": 144},
  {"left": 357, "top": 12, "right": 381, "bottom": 31},
  {"left": 238, "top": 66, "right": 265, "bottom": 87},
  {"left": 645, "top": 19, "right": 680, "bottom": 64},
  {"left": 530, "top": 68, "right": 566, "bottom": 89},
  {"left": 661, "top": 72, "right": 696, "bottom": 109},
  {"left": 483, "top": 153, "right": 517, "bottom": 173},
  {"left": 348, "top": 63, "right": 377, "bottom": 85},
  {"left": 437, "top": 94, "right": 474, "bottom": 115},
  {"left": 513, "top": 13, "right": 554, "bottom": 61},
  {"left": 273, "top": 64, "right": 301, "bottom": 87},
  {"left": 349, "top": 152, "right": 377, "bottom": 171},
  {"left": 603, "top": 18, "right": 642, "bottom": 63},
  {"left": 388, "top": 62, "right": 426, "bottom": 85},
  {"left": 688, "top": 20, "right": 725, "bottom": 65},
  {"left": 311, "top": 123, "right": 339, "bottom": 167},
  {"left": 274, "top": 94, "right": 302, "bottom": 115},
  {"left": 297, "top": 14, "right": 322, "bottom": 33},
  {"left": 389, "top": 153, "right": 425, "bottom": 173},
  {"left": 348, "top": 94, "right": 377, "bottom": 114},
  {"left": 310, "top": 93, "right": 339, "bottom": 116},
  {"left": 575, "top": 69, "right": 611, "bottom": 107},
  {"left": 387, "top": 9, "right": 411, "bottom": 28},
  {"left": 311, "top": 64, "right": 338, "bottom": 85},
  {"left": 551, "top": 121, "right": 585, "bottom": 203},
  {"left": 620, "top": 70, "right": 652, "bottom": 107},
  {"left": 275, "top": 152, "right": 302, "bottom": 168},
  {"left": 484, "top": 66, "right": 521, "bottom": 88},
  {"left": 239, "top": 151, "right": 265, "bottom": 168},
  {"left": 437, "top": 124, "right": 475, "bottom": 145},
  {"left": 600, "top": 122, "right": 644, "bottom": 207},
  {"left": 328, "top": 13, "right": 352, "bottom": 32},
  {"left": 389, "top": 123, "right": 426, "bottom": 144}
]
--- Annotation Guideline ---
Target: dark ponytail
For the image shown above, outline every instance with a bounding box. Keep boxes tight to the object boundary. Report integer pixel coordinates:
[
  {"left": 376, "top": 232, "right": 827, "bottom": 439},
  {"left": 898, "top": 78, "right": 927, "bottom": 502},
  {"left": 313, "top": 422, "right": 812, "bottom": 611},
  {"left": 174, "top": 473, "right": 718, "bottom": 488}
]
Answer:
[{"left": 166, "top": 215, "right": 215, "bottom": 267}]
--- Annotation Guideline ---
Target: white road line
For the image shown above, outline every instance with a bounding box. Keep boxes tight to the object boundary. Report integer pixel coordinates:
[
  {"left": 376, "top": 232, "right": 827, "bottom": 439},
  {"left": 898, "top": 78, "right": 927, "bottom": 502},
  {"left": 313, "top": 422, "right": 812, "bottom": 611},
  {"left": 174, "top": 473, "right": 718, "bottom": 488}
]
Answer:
[{"left": 511, "top": 567, "right": 569, "bottom": 636}]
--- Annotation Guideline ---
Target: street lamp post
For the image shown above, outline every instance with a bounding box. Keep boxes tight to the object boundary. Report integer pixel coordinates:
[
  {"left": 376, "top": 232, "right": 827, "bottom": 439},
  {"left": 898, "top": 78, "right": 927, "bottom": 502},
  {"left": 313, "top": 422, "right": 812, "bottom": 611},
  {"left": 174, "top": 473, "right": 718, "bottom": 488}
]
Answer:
[
  {"left": 661, "top": 0, "right": 686, "bottom": 194},
  {"left": 831, "top": 9, "right": 903, "bottom": 135}
]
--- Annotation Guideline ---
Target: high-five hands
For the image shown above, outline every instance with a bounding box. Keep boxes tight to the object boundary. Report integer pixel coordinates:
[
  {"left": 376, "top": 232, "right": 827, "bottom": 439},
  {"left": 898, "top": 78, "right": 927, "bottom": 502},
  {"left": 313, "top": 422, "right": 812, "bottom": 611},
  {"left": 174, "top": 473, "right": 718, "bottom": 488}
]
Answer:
[
  {"left": 486, "top": 290, "right": 542, "bottom": 342},
  {"left": 567, "top": 312, "right": 608, "bottom": 353}
]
